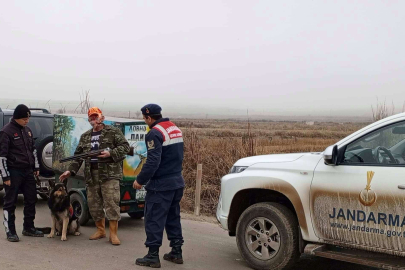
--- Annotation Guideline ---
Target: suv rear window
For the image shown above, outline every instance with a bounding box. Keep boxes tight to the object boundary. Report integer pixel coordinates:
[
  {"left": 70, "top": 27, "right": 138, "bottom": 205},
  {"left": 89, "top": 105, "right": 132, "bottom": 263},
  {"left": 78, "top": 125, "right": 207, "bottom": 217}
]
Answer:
[{"left": 4, "top": 116, "right": 53, "bottom": 138}]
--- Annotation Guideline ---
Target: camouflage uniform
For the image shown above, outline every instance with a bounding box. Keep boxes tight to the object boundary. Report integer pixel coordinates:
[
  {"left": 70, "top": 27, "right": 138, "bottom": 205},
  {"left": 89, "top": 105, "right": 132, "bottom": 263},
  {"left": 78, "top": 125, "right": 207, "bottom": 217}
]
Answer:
[
  {"left": 87, "top": 171, "right": 120, "bottom": 221},
  {"left": 68, "top": 125, "right": 130, "bottom": 221}
]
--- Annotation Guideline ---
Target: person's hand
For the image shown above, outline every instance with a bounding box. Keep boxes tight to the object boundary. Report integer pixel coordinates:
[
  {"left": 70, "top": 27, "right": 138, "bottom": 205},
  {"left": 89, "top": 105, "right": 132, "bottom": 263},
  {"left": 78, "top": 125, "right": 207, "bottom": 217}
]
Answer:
[
  {"left": 133, "top": 180, "right": 142, "bottom": 190},
  {"left": 59, "top": 171, "right": 71, "bottom": 182},
  {"left": 98, "top": 151, "right": 111, "bottom": 158},
  {"left": 34, "top": 170, "right": 40, "bottom": 177},
  {"left": 4, "top": 180, "right": 10, "bottom": 186}
]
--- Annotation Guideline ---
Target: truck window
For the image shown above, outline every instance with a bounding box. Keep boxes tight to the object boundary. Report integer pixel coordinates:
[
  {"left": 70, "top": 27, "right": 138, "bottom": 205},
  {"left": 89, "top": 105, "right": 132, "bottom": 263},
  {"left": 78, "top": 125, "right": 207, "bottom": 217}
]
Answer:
[
  {"left": 343, "top": 121, "right": 405, "bottom": 165},
  {"left": 28, "top": 117, "right": 53, "bottom": 138}
]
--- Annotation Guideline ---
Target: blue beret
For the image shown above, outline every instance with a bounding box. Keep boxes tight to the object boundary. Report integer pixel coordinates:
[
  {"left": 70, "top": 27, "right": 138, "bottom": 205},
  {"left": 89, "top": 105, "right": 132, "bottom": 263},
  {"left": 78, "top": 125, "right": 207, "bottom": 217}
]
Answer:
[{"left": 141, "top": 104, "right": 162, "bottom": 116}]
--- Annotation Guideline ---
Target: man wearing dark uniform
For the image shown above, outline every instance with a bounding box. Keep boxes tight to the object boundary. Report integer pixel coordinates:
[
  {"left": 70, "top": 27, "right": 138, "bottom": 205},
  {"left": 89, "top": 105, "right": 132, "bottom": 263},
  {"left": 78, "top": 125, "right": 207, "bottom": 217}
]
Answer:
[
  {"left": 134, "top": 104, "right": 185, "bottom": 268},
  {"left": 0, "top": 104, "right": 44, "bottom": 242}
]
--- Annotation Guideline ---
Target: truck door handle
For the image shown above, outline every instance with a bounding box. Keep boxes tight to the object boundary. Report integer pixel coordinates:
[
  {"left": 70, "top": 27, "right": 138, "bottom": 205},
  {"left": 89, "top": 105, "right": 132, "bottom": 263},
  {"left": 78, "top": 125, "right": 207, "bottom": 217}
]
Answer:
[{"left": 398, "top": 185, "right": 405, "bottom": 190}]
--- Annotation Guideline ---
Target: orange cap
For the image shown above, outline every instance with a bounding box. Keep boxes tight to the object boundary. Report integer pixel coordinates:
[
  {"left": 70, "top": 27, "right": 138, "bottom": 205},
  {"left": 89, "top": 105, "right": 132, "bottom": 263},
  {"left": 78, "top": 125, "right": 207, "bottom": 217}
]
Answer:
[{"left": 88, "top": 107, "right": 103, "bottom": 117}]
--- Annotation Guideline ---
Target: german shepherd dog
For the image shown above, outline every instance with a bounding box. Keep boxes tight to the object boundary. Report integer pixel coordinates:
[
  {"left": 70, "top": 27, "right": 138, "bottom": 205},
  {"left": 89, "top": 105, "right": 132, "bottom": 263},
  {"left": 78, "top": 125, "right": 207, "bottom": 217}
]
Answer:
[{"left": 47, "top": 182, "right": 80, "bottom": 241}]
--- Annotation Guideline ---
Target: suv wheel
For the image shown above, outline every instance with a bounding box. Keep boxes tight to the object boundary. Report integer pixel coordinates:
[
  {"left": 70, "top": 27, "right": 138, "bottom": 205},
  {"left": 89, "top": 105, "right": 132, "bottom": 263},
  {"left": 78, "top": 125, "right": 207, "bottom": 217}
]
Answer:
[
  {"left": 236, "top": 202, "right": 299, "bottom": 270},
  {"left": 37, "top": 136, "right": 54, "bottom": 176}
]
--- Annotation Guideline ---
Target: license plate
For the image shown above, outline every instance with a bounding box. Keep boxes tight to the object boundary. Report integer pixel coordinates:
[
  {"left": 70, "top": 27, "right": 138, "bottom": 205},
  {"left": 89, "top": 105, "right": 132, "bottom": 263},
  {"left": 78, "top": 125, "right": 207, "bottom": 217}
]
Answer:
[
  {"left": 136, "top": 187, "right": 146, "bottom": 201},
  {"left": 40, "top": 181, "right": 49, "bottom": 188}
]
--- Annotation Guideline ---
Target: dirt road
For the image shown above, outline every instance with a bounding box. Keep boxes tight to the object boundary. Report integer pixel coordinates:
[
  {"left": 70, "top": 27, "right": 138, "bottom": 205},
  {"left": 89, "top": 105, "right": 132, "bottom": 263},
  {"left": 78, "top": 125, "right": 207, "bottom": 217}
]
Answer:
[{"left": 0, "top": 193, "right": 374, "bottom": 270}]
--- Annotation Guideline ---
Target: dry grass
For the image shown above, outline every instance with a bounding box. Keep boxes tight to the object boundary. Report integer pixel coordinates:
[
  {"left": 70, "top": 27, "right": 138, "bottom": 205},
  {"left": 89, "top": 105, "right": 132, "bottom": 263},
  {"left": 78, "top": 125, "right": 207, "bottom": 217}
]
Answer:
[{"left": 178, "top": 119, "right": 368, "bottom": 215}]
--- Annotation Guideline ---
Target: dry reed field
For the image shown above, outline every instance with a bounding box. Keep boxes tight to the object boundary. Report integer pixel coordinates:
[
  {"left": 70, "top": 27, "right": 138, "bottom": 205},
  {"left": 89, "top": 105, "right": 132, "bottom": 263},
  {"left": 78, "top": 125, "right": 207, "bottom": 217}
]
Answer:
[{"left": 177, "top": 119, "right": 369, "bottom": 216}]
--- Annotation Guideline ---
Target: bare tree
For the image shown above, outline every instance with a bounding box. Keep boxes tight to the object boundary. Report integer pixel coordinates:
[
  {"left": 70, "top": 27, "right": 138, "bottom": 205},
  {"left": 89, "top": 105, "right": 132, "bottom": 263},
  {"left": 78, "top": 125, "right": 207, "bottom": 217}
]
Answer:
[
  {"left": 135, "top": 111, "right": 141, "bottom": 119},
  {"left": 44, "top": 99, "right": 52, "bottom": 113},
  {"left": 371, "top": 98, "right": 395, "bottom": 122},
  {"left": 56, "top": 103, "right": 67, "bottom": 114},
  {"left": 74, "top": 90, "right": 92, "bottom": 114}
]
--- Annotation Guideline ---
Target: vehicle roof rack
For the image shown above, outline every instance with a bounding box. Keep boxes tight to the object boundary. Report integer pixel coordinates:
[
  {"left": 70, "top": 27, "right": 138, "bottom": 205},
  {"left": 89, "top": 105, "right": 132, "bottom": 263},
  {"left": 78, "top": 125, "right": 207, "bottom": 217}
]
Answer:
[
  {"left": 28, "top": 108, "right": 51, "bottom": 114},
  {"left": 0, "top": 107, "right": 50, "bottom": 114}
]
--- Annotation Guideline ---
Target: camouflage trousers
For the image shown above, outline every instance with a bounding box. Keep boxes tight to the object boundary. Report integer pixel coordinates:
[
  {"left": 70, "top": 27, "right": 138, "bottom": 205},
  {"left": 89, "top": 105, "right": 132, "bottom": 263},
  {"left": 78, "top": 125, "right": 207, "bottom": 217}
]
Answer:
[{"left": 87, "top": 170, "right": 121, "bottom": 221}]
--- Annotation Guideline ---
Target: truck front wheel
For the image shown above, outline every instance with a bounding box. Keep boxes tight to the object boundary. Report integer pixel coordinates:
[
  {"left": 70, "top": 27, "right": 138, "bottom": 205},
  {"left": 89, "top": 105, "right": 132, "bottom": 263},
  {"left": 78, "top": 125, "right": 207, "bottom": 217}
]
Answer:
[{"left": 236, "top": 202, "right": 299, "bottom": 270}]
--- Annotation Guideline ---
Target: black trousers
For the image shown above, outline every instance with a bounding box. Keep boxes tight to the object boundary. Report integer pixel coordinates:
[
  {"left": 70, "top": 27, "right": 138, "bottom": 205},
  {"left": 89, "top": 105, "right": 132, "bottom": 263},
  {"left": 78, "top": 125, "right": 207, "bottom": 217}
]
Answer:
[
  {"left": 144, "top": 188, "right": 184, "bottom": 248},
  {"left": 3, "top": 168, "right": 37, "bottom": 232}
]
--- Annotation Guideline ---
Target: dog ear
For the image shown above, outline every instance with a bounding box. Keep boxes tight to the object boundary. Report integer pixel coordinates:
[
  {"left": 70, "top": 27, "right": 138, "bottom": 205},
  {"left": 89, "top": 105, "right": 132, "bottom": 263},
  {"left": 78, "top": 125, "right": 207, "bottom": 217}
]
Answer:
[{"left": 49, "top": 179, "right": 55, "bottom": 188}]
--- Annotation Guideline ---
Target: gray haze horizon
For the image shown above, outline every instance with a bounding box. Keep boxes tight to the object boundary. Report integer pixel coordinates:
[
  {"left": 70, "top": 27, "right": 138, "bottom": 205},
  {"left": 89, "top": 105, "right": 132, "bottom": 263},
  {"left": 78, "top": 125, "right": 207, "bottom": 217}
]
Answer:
[{"left": 1, "top": 1, "right": 404, "bottom": 120}]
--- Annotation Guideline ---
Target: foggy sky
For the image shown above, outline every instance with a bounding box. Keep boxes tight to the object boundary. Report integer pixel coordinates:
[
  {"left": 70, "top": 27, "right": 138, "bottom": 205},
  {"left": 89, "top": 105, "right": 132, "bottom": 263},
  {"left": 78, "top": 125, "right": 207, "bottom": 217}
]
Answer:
[{"left": 0, "top": 1, "right": 404, "bottom": 117}]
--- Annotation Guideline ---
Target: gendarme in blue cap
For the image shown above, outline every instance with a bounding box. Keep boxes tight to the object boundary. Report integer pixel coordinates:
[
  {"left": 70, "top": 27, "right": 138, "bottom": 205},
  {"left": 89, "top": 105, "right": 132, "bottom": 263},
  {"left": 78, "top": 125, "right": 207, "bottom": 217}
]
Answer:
[{"left": 141, "top": 104, "right": 162, "bottom": 116}]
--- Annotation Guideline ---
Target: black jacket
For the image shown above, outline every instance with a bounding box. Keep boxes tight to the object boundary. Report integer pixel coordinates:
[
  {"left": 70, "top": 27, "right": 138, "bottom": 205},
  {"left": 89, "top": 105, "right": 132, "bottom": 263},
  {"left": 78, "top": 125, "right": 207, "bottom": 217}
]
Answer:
[{"left": 0, "top": 119, "right": 39, "bottom": 181}]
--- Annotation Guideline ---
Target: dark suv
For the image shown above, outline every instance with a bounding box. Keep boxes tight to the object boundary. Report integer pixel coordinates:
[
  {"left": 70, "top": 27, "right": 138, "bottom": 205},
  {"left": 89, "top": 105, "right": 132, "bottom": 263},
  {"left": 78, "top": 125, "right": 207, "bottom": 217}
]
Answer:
[{"left": 0, "top": 107, "right": 54, "bottom": 199}]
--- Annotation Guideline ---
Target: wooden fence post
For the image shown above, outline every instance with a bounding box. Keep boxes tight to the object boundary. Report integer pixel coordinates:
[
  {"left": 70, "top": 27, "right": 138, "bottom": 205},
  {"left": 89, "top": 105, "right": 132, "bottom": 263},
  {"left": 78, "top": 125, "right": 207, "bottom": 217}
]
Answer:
[{"left": 194, "top": 164, "right": 202, "bottom": 216}]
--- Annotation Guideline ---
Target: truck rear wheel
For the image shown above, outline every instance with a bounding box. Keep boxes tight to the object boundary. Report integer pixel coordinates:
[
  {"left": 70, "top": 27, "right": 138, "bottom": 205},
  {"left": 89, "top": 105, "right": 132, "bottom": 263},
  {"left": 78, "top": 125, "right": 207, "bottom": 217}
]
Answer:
[
  {"left": 70, "top": 193, "right": 90, "bottom": 226},
  {"left": 128, "top": 212, "right": 144, "bottom": 219},
  {"left": 236, "top": 202, "right": 299, "bottom": 270}
]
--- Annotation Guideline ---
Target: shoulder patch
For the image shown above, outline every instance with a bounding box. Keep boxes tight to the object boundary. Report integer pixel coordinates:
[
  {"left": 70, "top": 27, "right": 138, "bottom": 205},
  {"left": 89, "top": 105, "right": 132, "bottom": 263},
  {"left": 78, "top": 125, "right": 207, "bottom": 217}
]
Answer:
[{"left": 147, "top": 140, "right": 155, "bottom": 150}]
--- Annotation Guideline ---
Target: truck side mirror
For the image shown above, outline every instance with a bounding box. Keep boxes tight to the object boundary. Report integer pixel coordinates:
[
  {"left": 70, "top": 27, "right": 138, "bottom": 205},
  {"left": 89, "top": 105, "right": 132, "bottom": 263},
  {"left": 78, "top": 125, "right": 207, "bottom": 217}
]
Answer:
[{"left": 324, "top": 145, "right": 338, "bottom": 165}]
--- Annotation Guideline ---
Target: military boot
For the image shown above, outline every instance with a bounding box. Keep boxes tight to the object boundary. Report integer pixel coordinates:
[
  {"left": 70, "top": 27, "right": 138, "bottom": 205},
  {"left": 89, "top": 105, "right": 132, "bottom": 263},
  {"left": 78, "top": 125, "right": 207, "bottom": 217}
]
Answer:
[
  {"left": 89, "top": 218, "right": 106, "bottom": 240},
  {"left": 22, "top": 227, "right": 44, "bottom": 237},
  {"left": 6, "top": 231, "right": 19, "bottom": 242},
  {"left": 135, "top": 247, "right": 161, "bottom": 268},
  {"left": 108, "top": 220, "right": 120, "bottom": 245},
  {"left": 163, "top": 246, "right": 183, "bottom": 264}
]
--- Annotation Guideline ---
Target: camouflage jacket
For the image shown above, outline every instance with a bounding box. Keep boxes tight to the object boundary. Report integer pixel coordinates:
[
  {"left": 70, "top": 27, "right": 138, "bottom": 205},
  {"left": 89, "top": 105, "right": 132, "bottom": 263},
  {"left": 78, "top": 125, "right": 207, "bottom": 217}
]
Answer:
[{"left": 68, "top": 124, "right": 130, "bottom": 185}]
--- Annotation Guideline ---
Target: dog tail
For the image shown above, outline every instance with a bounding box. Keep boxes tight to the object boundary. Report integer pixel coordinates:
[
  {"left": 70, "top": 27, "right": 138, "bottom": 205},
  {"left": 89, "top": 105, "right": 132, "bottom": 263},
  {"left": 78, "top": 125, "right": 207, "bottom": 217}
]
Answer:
[{"left": 36, "top": 227, "right": 51, "bottom": 234}]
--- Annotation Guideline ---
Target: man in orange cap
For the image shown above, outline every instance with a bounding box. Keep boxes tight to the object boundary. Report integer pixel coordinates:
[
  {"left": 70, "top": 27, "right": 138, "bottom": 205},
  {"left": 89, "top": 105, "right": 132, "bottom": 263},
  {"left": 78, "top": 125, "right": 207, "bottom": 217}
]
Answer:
[{"left": 59, "top": 107, "right": 129, "bottom": 245}]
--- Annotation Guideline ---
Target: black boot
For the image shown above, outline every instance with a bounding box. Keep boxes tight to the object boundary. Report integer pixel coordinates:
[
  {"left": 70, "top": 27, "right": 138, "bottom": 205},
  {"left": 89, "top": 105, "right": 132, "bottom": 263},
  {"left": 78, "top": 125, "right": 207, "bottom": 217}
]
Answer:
[
  {"left": 164, "top": 246, "right": 183, "bottom": 264},
  {"left": 4, "top": 210, "right": 18, "bottom": 242},
  {"left": 6, "top": 231, "right": 19, "bottom": 242},
  {"left": 135, "top": 247, "right": 161, "bottom": 268},
  {"left": 22, "top": 227, "right": 44, "bottom": 237}
]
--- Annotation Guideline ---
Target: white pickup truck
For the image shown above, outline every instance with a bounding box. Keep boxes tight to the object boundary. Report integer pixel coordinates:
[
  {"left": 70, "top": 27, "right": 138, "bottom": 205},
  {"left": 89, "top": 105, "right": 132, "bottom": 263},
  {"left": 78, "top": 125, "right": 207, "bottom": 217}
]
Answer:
[{"left": 217, "top": 113, "right": 405, "bottom": 270}]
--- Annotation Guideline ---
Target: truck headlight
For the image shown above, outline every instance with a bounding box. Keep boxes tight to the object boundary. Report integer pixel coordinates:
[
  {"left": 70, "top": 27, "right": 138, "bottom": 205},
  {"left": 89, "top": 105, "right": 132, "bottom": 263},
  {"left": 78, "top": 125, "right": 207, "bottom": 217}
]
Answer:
[{"left": 229, "top": 166, "right": 248, "bottom": 174}]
